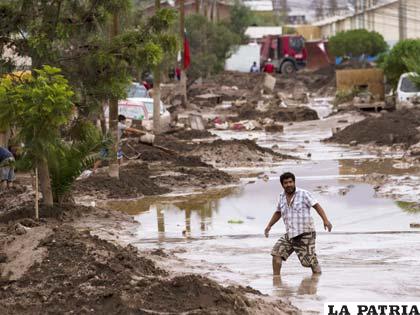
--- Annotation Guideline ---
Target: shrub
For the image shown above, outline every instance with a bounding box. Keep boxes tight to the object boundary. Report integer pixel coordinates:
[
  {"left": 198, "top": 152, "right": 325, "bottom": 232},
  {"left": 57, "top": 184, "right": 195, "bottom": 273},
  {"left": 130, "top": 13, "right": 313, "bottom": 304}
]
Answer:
[
  {"left": 329, "top": 29, "right": 388, "bottom": 58},
  {"left": 379, "top": 39, "right": 420, "bottom": 89}
]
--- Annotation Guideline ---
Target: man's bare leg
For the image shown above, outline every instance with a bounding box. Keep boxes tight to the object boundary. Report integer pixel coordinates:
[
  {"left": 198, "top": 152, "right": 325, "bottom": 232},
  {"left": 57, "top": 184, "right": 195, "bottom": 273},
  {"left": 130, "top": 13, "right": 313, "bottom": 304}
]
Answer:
[
  {"left": 311, "top": 264, "right": 322, "bottom": 274},
  {"left": 272, "top": 256, "right": 282, "bottom": 276}
]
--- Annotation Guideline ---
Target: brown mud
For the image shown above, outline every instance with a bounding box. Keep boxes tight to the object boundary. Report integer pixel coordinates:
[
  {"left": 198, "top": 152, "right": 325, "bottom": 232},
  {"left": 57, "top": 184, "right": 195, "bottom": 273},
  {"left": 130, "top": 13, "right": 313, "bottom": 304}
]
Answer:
[
  {"left": 235, "top": 103, "right": 319, "bottom": 122},
  {"left": 190, "top": 69, "right": 335, "bottom": 99},
  {"left": 0, "top": 208, "right": 297, "bottom": 315},
  {"left": 188, "top": 139, "right": 295, "bottom": 168},
  {"left": 327, "top": 108, "right": 420, "bottom": 146}
]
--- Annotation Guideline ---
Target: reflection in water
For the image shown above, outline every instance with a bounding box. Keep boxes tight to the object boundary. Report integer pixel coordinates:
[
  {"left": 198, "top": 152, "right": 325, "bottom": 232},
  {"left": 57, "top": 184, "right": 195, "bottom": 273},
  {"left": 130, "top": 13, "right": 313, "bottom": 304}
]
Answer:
[
  {"left": 106, "top": 187, "right": 240, "bottom": 236},
  {"left": 156, "top": 205, "right": 165, "bottom": 241},
  {"left": 273, "top": 274, "right": 320, "bottom": 296},
  {"left": 297, "top": 274, "right": 320, "bottom": 295}
]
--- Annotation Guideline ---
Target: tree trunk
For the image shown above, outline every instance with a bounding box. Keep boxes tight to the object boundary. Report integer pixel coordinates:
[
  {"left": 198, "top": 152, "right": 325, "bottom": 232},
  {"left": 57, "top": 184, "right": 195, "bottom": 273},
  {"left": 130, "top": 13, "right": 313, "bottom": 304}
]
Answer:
[
  {"left": 38, "top": 158, "right": 53, "bottom": 207},
  {"left": 153, "top": 66, "right": 161, "bottom": 134},
  {"left": 99, "top": 102, "right": 107, "bottom": 135},
  {"left": 108, "top": 13, "right": 120, "bottom": 179},
  {"left": 108, "top": 96, "right": 119, "bottom": 179},
  {"left": 0, "top": 128, "right": 10, "bottom": 147},
  {"left": 153, "top": 0, "right": 162, "bottom": 134},
  {"left": 179, "top": 0, "right": 187, "bottom": 104}
]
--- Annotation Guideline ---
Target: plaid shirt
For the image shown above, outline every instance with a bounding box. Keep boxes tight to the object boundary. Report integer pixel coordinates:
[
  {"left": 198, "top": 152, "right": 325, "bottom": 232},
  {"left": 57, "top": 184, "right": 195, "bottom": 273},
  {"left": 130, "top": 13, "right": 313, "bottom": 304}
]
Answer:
[{"left": 276, "top": 188, "right": 318, "bottom": 238}]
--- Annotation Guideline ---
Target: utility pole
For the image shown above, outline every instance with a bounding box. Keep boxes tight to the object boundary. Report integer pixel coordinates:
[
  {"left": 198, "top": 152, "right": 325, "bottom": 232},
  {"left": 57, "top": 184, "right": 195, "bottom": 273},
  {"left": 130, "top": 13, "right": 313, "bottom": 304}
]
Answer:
[
  {"left": 153, "top": 0, "right": 161, "bottom": 134},
  {"left": 108, "top": 12, "right": 120, "bottom": 179},
  {"left": 180, "top": 0, "right": 187, "bottom": 103},
  {"left": 399, "top": 0, "right": 407, "bottom": 40}
]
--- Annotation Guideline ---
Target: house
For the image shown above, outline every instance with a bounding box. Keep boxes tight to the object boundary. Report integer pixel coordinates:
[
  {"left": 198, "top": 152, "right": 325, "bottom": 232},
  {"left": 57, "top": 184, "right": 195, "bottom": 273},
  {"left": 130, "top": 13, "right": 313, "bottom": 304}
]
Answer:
[{"left": 312, "top": 0, "right": 420, "bottom": 46}]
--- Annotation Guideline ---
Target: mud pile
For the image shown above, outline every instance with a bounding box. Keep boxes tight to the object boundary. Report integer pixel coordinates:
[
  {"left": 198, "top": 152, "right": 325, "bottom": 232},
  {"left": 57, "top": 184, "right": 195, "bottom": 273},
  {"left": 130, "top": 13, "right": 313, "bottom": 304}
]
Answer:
[
  {"left": 73, "top": 160, "right": 235, "bottom": 200},
  {"left": 0, "top": 186, "right": 34, "bottom": 214},
  {"left": 235, "top": 102, "right": 319, "bottom": 122},
  {"left": 189, "top": 139, "right": 294, "bottom": 167},
  {"left": 192, "top": 69, "right": 335, "bottom": 97},
  {"left": 170, "top": 129, "right": 214, "bottom": 140},
  {"left": 327, "top": 109, "right": 420, "bottom": 146},
  {"left": 73, "top": 163, "right": 170, "bottom": 199},
  {"left": 0, "top": 223, "right": 294, "bottom": 314}
]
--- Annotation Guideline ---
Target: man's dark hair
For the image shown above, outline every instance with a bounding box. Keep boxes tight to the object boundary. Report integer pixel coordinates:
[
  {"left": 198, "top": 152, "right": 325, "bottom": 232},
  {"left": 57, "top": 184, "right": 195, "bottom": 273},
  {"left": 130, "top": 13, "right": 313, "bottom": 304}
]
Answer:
[
  {"left": 118, "top": 114, "right": 126, "bottom": 122},
  {"left": 280, "top": 172, "right": 295, "bottom": 184}
]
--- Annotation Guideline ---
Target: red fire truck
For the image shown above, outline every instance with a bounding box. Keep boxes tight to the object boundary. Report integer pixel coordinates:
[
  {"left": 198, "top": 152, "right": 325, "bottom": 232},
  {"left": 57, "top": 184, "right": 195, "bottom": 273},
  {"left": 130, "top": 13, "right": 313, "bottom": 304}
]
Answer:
[{"left": 260, "top": 35, "right": 308, "bottom": 74}]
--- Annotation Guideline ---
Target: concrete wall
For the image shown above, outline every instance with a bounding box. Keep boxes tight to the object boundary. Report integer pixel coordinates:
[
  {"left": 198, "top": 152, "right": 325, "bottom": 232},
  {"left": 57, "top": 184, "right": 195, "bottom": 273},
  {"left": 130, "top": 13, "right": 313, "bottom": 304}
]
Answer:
[
  {"left": 317, "top": 0, "right": 420, "bottom": 45},
  {"left": 371, "top": 3, "right": 399, "bottom": 44},
  {"left": 406, "top": 0, "right": 420, "bottom": 39},
  {"left": 336, "top": 68, "right": 385, "bottom": 100}
]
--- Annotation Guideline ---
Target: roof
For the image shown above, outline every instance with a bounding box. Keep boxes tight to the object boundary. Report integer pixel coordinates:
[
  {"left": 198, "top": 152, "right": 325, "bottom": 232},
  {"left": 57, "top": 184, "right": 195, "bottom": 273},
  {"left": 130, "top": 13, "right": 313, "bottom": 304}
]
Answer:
[
  {"left": 312, "top": 0, "right": 398, "bottom": 26},
  {"left": 245, "top": 26, "right": 283, "bottom": 38}
]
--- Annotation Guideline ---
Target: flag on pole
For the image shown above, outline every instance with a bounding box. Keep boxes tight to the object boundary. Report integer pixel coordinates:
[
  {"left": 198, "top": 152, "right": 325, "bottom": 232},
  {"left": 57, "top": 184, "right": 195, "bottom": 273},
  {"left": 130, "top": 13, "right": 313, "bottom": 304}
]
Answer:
[{"left": 183, "top": 30, "right": 191, "bottom": 70}]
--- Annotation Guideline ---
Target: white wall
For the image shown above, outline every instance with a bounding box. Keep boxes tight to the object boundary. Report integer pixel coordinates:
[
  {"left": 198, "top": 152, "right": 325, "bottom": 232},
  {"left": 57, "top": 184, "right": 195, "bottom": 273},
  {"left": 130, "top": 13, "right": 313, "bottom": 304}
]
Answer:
[
  {"left": 406, "top": 0, "right": 420, "bottom": 39},
  {"left": 225, "top": 44, "right": 261, "bottom": 73}
]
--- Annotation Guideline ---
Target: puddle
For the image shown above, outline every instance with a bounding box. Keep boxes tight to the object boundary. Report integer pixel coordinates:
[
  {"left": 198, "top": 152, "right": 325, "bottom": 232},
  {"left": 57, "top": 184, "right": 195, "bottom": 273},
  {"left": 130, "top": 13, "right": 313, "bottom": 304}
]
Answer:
[
  {"left": 104, "top": 107, "right": 420, "bottom": 313},
  {"left": 105, "top": 159, "right": 420, "bottom": 313}
]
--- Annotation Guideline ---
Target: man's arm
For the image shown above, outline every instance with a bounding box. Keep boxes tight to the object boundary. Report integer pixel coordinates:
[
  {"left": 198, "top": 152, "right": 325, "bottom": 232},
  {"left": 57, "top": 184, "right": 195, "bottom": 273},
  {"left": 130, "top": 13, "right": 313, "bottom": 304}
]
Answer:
[
  {"left": 313, "top": 203, "right": 332, "bottom": 232},
  {"left": 264, "top": 211, "right": 281, "bottom": 237}
]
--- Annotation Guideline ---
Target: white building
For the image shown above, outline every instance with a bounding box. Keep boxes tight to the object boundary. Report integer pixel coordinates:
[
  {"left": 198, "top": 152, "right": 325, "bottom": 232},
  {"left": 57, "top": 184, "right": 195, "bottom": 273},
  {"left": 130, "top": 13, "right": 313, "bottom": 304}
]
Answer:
[{"left": 313, "top": 0, "right": 420, "bottom": 46}]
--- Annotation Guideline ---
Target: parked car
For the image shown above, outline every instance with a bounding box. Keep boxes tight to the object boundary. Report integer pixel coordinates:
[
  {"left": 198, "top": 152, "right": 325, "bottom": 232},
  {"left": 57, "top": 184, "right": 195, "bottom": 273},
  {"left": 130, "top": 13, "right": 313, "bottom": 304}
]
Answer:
[
  {"left": 396, "top": 73, "right": 420, "bottom": 109},
  {"left": 105, "top": 82, "right": 171, "bottom": 131}
]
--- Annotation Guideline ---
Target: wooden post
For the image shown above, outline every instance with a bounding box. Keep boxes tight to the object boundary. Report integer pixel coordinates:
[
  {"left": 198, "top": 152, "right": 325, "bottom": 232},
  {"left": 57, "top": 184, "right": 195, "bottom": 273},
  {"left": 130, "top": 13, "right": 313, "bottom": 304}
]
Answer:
[
  {"left": 35, "top": 168, "right": 39, "bottom": 219},
  {"left": 153, "top": 0, "right": 162, "bottom": 134}
]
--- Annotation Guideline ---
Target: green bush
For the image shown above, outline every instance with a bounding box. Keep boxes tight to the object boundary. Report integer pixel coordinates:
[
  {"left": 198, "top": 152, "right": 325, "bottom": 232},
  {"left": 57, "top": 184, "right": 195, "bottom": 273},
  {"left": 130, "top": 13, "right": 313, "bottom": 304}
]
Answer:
[
  {"left": 48, "top": 121, "right": 101, "bottom": 204},
  {"left": 379, "top": 39, "right": 420, "bottom": 89},
  {"left": 329, "top": 29, "right": 388, "bottom": 58}
]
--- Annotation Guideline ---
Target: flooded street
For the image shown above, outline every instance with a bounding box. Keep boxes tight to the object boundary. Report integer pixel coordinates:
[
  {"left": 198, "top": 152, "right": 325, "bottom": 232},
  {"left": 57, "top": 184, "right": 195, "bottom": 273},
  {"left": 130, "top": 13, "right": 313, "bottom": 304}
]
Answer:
[{"left": 105, "top": 105, "right": 420, "bottom": 314}]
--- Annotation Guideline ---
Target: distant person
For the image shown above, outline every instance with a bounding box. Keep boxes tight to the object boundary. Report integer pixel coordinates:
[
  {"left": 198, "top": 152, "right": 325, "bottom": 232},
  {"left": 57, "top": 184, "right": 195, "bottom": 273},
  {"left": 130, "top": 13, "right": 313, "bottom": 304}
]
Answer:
[
  {"left": 264, "top": 172, "right": 333, "bottom": 276},
  {"left": 263, "top": 59, "right": 275, "bottom": 73},
  {"left": 0, "top": 146, "right": 15, "bottom": 189},
  {"left": 142, "top": 80, "right": 151, "bottom": 90},
  {"left": 175, "top": 67, "right": 181, "bottom": 81},
  {"left": 250, "top": 61, "right": 259, "bottom": 73}
]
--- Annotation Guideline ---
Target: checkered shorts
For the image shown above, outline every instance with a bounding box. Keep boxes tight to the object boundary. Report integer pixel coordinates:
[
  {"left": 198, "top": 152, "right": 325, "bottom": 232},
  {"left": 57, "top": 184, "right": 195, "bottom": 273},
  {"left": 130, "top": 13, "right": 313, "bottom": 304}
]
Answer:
[{"left": 271, "top": 232, "right": 319, "bottom": 268}]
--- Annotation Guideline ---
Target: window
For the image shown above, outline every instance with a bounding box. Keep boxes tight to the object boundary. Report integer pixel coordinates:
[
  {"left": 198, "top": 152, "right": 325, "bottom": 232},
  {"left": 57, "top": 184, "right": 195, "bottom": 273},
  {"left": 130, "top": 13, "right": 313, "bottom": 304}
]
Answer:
[
  {"left": 142, "top": 100, "right": 166, "bottom": 116},
  {"left": 289, "top": 37, "right": 304, "bottom": 52},
  {"left": 127, "top": 83, "right": 149, "bottom": 98},
  {"left": 400, "top": 77, "right": 420, "bottom": 93}
]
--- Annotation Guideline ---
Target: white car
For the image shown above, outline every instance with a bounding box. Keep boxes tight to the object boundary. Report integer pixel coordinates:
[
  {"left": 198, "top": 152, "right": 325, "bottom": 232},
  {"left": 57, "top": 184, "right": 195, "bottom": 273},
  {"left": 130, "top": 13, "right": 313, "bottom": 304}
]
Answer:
[
  {"left": 105, "top": 82, "right": 171, "bottom": 131},
  {"left": 396, "top": 73, "right": 420, "bottom": 109}
]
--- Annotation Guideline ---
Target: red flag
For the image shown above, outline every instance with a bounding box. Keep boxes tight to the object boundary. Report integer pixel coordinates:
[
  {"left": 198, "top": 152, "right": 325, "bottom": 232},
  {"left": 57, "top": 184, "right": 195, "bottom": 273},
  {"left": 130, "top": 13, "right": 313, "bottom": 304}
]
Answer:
[{"left": 183, "top": 31, "right": 190, "bottom": 70}]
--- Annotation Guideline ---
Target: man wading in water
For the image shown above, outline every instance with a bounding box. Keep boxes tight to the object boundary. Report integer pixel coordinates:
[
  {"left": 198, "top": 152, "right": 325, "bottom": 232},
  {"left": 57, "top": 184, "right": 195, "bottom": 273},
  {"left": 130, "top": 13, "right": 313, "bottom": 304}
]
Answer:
[{"left": 264, "top": 172, "right": 332, "bottom": 275}]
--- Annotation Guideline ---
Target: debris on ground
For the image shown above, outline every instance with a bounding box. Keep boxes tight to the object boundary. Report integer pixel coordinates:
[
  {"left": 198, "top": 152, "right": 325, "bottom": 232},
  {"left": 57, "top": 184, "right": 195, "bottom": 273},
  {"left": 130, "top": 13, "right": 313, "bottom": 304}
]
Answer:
[
  {"left": 327, "top": 109, "right": 420, "bottom": 147},
  {"left": 0, "top": 213, "right": 297, "bottom": 315}
]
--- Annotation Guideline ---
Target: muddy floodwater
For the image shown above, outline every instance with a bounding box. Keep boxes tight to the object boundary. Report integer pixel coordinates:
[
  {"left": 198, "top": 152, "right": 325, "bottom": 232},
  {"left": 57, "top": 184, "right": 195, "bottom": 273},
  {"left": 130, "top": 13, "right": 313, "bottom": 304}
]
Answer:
[{"left": 106, "top": 108, "right": 420, "bottom": 313}]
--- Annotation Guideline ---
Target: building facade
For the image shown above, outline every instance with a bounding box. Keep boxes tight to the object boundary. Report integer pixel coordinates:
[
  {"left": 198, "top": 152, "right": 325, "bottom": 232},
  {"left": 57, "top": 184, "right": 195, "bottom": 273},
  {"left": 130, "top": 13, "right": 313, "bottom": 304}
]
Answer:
[{"left": 313, "top": 0, "right": 420, "bottom": 46}]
